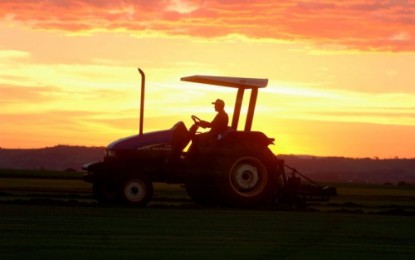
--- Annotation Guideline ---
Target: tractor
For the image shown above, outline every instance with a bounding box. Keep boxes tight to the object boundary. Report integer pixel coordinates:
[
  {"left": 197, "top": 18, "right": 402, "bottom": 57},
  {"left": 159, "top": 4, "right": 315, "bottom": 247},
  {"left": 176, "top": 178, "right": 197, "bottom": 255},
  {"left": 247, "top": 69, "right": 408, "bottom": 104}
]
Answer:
[{"left": 82, "top": 68, "right": 335, "bottom": 207}]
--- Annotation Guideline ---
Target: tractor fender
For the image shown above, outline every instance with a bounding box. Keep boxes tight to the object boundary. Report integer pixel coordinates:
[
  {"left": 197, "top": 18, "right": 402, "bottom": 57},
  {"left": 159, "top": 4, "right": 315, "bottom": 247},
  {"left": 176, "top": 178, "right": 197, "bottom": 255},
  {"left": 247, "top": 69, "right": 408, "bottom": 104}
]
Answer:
[{"left": 219, "top": 131, "right": 274, "bottom": 148}]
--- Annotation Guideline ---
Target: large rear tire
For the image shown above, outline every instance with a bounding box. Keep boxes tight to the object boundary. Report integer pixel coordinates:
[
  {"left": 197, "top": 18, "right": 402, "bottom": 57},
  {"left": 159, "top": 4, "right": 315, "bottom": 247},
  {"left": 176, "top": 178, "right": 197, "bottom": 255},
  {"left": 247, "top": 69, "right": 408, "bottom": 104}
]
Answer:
[
  {"left": 214, "top": 148, "right": 280, "bottom": 207},
  {"left": 119, "top": 174, "right": 153, "bottom": 207}
]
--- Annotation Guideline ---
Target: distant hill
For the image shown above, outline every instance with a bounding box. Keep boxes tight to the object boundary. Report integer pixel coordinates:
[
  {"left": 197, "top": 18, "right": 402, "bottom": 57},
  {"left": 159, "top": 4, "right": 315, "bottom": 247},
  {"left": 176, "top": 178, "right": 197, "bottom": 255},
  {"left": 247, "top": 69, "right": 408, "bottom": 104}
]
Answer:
[
  {"left": 0, "top": 145, "right": 414, "bottom": 184},
  {"left": 279, "top": 155, "right": 415, "bottom": 185},
  {"left": 0, "top": 145, "right": 105, "bottom": 171}
]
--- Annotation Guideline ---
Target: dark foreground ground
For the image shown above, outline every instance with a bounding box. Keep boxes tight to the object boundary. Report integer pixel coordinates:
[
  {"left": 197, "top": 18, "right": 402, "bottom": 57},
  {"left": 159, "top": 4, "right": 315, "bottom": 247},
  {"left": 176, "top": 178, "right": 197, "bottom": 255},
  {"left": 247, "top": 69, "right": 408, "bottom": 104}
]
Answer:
[
  {"left": 1, "top": 204, "right": 415, "bottom": 259},
  {"left": 0, "top": 169, "right": 415, "bottom": 259}
]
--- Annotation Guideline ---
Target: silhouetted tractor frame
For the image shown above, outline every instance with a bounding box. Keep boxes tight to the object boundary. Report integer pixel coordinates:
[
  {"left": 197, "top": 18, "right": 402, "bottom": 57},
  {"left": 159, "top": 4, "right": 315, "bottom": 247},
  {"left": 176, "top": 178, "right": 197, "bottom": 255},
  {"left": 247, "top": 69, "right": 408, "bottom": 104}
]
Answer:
[{"left": 83, "top": 68, "right": 336, "bottom": 208}]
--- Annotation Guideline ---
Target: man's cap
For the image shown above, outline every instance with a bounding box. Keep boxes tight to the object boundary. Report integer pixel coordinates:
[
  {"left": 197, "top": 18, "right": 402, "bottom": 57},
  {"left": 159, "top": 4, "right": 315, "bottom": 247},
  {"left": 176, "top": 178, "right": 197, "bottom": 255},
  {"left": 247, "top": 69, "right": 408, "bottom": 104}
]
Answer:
[{"left": 212, "top": 99, "right": 225, "bottom": 106}]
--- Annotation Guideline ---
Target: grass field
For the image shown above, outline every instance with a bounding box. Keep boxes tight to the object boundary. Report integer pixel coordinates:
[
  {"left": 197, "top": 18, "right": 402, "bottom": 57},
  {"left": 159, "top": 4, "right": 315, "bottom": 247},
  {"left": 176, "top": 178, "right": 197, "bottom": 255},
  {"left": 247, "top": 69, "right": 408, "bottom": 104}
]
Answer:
[
  {"left": 1, "top": 169, "right": 415, "bottom": 259},
  {"left": 1, "top": 204, "right": 415, "bottom": 259}
]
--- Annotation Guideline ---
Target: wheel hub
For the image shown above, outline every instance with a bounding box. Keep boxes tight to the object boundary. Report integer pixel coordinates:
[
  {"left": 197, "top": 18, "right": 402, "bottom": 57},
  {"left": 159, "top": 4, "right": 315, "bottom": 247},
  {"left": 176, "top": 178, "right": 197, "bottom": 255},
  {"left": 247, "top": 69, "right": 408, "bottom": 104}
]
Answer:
[{"left": 234, "top": 166, "right": 259, "bottom": 190}]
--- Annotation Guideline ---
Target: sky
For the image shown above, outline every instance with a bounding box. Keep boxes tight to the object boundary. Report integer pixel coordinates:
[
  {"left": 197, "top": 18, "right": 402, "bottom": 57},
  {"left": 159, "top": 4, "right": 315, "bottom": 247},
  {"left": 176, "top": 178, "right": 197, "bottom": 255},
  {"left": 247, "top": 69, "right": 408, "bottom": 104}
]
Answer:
[{"left": 0, "top": 0, "right": 414, "bottom": 158}]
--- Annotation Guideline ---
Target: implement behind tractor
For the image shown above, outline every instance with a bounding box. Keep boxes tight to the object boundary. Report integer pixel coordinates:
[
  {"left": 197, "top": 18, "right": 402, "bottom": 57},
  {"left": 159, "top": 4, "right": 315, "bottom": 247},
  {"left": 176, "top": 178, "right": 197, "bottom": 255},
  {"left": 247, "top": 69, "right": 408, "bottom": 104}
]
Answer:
[{"left": 82, "top": 68, "right": 336, "bottom": 208}]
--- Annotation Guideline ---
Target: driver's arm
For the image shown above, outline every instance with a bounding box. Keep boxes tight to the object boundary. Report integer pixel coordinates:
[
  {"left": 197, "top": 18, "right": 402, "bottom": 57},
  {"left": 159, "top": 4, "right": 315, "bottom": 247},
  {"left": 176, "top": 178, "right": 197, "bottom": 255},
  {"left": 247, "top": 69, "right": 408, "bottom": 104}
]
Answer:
[{"left": 199, "top": 120, "right": 210, "bottom": 128}]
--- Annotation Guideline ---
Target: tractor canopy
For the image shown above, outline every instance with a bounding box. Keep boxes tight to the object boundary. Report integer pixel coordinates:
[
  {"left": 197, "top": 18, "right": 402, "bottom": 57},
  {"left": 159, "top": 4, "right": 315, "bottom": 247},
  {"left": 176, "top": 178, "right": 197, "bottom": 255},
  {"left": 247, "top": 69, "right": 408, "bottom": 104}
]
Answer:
[
  {"left": 181, "top": 75, "right": 268, "bottom": 131},
  {"left": 181, "top": 75, "right": 268, "bottom": 89}
]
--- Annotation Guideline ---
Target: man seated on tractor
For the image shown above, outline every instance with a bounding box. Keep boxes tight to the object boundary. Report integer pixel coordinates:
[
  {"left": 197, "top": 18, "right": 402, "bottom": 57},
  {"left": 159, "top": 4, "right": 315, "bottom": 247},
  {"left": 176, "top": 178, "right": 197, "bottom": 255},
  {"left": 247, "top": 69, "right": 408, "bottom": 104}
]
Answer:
[
  {"left": 189, "top": 99, "right": 229, "bottom": 154},
  {"left": 199, "top": 99, "right": 229, "bottom": 137}
]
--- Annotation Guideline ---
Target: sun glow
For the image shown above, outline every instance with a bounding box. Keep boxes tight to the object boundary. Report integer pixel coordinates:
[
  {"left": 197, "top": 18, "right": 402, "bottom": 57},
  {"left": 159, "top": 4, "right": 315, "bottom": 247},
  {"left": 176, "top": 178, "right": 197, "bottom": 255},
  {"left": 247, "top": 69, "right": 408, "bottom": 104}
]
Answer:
[{"left": 1, "top": 1, "right": 414, "bottom": 158}]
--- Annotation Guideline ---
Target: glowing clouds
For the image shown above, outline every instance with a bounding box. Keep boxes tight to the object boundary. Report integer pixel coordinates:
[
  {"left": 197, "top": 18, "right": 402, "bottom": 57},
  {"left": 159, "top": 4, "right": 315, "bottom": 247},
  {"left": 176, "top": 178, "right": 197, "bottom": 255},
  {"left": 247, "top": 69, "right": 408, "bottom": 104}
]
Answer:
[
  {"left": 166, "top": 0, "right": 203, "bottom": 14},
  {"left": 1, "top": 0, "right": 414, "bottom": 51}
]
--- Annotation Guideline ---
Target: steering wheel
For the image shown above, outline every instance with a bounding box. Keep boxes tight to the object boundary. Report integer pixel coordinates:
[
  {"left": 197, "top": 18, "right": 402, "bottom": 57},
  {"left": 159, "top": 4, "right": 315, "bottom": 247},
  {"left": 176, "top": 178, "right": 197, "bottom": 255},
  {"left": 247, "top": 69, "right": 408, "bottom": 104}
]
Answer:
[{"left": 191, "top": 115, "right": 202, "bottom": 124}]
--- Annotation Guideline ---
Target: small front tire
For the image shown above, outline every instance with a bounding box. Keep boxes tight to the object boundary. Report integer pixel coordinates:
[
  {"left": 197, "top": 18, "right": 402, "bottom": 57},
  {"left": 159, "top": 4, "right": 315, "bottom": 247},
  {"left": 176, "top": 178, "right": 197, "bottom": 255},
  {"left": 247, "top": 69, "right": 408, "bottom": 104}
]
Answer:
[{"left": 120, "top": 175, "right": 153, "bottom": 207}]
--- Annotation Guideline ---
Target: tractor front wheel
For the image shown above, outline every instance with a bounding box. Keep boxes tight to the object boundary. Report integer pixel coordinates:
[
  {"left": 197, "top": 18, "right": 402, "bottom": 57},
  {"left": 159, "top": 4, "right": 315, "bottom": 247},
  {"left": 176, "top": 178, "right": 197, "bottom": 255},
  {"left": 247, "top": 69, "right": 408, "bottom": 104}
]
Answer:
[{"left": 119, "top": 175, "right": 153, "bottom": 207}]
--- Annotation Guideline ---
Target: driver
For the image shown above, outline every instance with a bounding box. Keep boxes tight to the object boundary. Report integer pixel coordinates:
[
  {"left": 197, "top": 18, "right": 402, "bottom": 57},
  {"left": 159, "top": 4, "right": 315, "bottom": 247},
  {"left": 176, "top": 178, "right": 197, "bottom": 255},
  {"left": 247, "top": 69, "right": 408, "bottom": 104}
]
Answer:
[
  {"left": 189, "top": 99, "right": 229, "bottom": 155},
  {"left": 198, "top": 99, "right": 229, "bottom": 138}
]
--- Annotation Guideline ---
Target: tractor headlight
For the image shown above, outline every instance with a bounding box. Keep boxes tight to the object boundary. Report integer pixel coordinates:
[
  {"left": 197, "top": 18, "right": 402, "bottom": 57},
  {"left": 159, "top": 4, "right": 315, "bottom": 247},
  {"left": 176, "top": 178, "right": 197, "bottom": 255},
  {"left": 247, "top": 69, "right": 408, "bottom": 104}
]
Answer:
[{"left": 107, "top": 150, "right": 116, "bottom": 157}]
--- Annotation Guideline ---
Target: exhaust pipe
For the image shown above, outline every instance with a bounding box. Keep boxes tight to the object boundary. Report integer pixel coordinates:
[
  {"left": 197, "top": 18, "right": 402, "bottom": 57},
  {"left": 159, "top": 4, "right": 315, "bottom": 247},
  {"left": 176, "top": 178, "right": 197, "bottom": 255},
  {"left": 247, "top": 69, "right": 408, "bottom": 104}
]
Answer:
[{"left": 138, "top": 68, "right": 145, "bottom": 135}]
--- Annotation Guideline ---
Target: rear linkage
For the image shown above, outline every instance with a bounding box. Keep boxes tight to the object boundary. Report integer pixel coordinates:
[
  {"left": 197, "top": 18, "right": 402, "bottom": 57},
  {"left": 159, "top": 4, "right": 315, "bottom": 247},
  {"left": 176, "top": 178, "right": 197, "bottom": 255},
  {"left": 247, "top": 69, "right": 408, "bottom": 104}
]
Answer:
[{"left": 275, "top": 159, "right": 337, "bottom": 208}]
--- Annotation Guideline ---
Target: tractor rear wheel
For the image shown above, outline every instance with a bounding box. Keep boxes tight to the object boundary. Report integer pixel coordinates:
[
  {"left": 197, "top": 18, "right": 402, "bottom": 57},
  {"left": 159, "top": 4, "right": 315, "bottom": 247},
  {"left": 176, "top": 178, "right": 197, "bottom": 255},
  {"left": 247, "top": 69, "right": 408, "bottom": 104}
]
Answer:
[
  {"left": 119, "top": 174, "right": 153, "bottom": 207},
  {"left": 214, "top": 148, "right": 279, "bottom": 207}
]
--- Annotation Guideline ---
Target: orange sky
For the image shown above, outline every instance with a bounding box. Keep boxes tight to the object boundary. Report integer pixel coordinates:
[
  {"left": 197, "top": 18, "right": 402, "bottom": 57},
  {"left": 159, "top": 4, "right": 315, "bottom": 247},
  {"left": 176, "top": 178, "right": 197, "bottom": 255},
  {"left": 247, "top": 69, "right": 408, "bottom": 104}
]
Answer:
[{"left": 0, "top": 0, "right": 414, "bottom": 158}]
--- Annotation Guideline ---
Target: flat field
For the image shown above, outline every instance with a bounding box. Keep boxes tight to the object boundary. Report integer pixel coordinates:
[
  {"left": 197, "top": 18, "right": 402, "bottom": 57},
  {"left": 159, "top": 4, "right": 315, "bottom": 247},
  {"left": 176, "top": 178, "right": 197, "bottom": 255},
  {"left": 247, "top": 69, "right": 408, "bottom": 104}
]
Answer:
[
  {"left": 0, "top": 169, "right": 415, "bottom": 259},
  {"left": 1, "top": 204, "right": 415, "bottom": 259}
]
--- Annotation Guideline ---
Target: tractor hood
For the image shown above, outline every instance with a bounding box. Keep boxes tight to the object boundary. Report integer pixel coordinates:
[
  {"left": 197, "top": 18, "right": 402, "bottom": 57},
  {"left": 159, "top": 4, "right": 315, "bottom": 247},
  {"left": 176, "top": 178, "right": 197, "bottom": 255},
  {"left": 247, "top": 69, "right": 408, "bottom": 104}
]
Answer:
[
  {"left": 107, "top": 121, "right": 189, "bottom": 151},
  {"left": 107, "top": 130, "right": 173, "bottom": 151}
]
